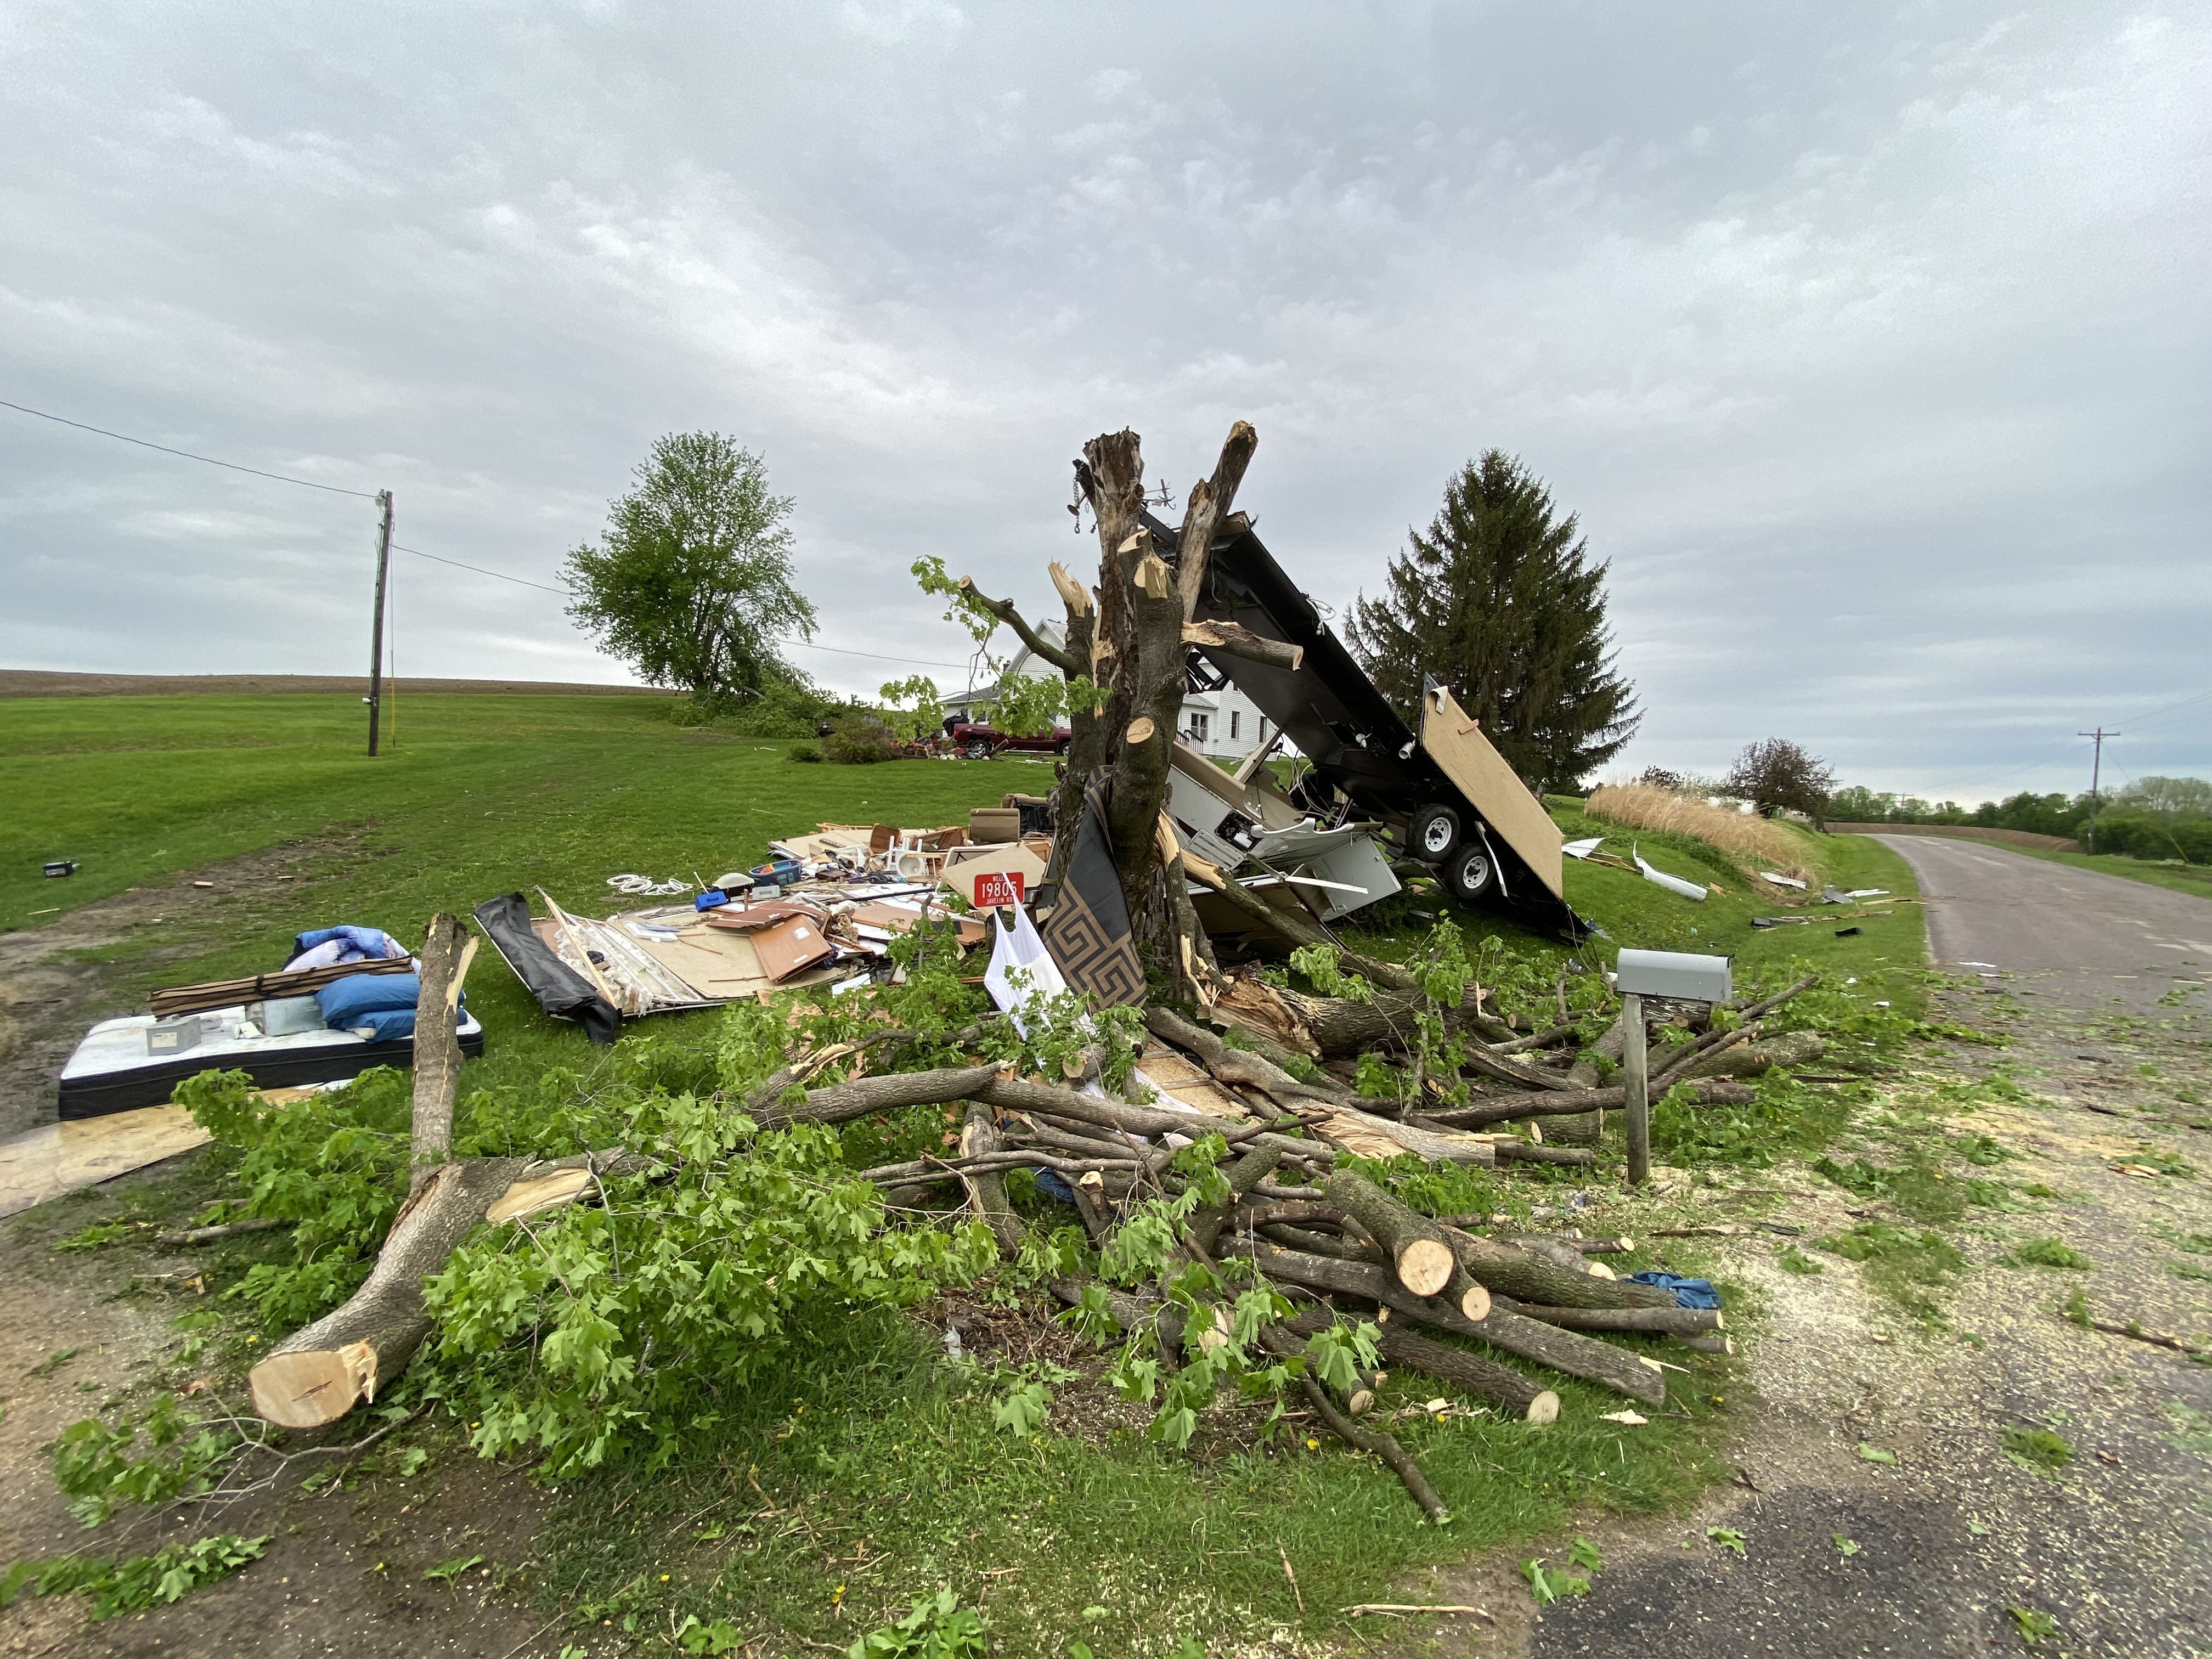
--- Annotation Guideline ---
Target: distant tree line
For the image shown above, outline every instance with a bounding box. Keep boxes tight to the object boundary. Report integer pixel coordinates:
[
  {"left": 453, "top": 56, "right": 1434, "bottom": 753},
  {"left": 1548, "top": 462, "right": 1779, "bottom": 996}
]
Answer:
[{"left": 1829, "top": 777, "right": 2212, "bottom": 864}]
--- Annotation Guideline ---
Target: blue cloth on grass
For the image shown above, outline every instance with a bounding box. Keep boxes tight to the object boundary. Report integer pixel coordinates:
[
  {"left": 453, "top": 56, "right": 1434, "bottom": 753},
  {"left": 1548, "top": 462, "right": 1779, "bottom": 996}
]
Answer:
[{"left": 1628, "top": 1271, "right": 1721, "bottom": 1310}]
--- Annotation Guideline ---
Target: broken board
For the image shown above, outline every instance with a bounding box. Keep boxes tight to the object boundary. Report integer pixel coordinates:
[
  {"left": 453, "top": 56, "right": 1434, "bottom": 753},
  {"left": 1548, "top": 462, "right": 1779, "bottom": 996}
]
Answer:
[{"left": 0, "top": 1086, "right": 321, "bottom": 1218}]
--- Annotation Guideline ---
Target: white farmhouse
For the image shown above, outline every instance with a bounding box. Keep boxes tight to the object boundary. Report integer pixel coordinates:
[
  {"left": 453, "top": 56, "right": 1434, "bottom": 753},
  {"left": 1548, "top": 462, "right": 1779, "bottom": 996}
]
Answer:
[{"left": 940, "top": 622, "right": 1281, "bottom": 763}]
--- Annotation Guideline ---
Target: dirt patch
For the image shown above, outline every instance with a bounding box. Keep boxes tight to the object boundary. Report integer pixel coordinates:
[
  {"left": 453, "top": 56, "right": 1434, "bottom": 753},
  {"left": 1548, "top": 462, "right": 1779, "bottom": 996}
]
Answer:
[
  {"left": 1370, "top": 976, "right": 2212, "bottom": 1658},
  {"left": 0, "top": 1163, "right": 555, "bottom": 1658},
  {"left": 0, "top": 837, "right": 364, "bottom": 1141}
]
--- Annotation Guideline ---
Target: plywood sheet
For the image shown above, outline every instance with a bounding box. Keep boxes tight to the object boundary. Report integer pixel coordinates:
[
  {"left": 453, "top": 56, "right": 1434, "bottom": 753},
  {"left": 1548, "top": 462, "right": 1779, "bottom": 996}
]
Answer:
[
  {"left": 1419, "top": 685, "right": 1565, "bottom": 899},
  {"left": 1132, "top": 1049, "right": 1252, "bottom": 1120},
  {"left": 0, "top": 1091, "right": 308, "bottom": 1217},
  {"left": 847, "top": 903, "right": 988, "bottom": 947}
]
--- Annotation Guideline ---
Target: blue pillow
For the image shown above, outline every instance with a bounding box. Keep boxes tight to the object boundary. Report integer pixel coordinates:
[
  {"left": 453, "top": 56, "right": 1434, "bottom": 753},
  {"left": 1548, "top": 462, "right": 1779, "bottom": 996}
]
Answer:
[
  {"left": 348, "top": 1007, "right": 419, "bottom": 1042},
  {"left": 315, "top": 972, "right": 422, "bottom": 1026}
]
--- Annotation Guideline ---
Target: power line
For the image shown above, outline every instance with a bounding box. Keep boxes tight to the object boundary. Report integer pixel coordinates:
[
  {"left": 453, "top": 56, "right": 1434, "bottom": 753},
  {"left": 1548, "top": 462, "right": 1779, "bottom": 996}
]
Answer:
[
  {"left": 6, "top": 393, "right": 979, "bottom": 674},
  {"left": 0, "top": 396, "right": 380, "bottom": 499},
  {"left": 791, "top": 640, "right": 975, "bottom": 670},
  {"left": 393, "top": 544, "right": 568, "bottom": 595}
]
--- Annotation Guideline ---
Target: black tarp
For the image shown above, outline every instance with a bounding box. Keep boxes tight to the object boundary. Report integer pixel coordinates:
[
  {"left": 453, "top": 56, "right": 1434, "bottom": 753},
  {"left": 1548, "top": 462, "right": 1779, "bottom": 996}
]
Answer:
[{"left": 473, "top": 891, "right": 622, "bottom": 1045}]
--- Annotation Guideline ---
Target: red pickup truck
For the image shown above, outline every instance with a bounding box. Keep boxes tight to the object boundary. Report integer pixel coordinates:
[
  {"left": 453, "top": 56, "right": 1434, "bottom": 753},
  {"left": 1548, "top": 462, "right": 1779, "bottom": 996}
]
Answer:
[{"left": 947, "top": 720, "right": 1072, "bottom": 760}]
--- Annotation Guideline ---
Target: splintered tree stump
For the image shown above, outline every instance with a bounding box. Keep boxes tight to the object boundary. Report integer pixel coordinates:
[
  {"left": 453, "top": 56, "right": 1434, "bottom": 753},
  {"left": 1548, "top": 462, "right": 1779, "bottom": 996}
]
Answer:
[
  {"left": 408, "top": 914, "right": 477, "bottom": 1192},
  {"left": 1324, "top": 1171, "right": 1457, "bottom": 1299},
  {"left": 250, "top": 1156, "right": 531, "bottom": 1428}
]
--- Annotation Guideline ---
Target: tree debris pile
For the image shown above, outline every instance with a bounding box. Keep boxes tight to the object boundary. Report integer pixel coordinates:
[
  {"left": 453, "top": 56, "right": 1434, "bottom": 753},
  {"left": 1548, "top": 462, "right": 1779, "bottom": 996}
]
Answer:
[
  {"left": 121, "top": 420, "right": 1831, "bottom": 1524},
  {"left": 192, "top": 904, "right": 1815, "bottom": 1516}
]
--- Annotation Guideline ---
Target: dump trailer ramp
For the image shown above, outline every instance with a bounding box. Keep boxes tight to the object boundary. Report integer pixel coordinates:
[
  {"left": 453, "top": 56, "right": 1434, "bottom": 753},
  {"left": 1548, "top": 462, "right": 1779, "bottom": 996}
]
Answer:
[
  {"left": 1417, "top": 685, "right": 1565, "bottom": 901},
  {"left": 1177, "top": 519, "right": 1585, "bottom": 941}
]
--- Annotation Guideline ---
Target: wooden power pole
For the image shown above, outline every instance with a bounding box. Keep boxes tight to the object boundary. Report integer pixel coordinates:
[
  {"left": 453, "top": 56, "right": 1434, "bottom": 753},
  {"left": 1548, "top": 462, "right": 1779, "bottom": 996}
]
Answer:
[
  {"left": 2078, "top": 726, "right": 2118, "bottom": 853},
  {"left": 367, "top": 489, "right": 393, "bottom": 757}
]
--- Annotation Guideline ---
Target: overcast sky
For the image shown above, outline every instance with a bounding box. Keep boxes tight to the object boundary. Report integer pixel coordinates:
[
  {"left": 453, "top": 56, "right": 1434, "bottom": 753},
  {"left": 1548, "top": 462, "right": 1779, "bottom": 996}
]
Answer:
[{"left": 5, "top": 2, "right": 2207, "bottom": 800}]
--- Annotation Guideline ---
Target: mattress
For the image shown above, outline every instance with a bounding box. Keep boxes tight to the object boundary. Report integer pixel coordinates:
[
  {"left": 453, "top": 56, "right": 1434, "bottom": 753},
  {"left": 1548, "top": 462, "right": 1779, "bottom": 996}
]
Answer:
[{"left": 57, "top": 1006, "right": 486, "bottom": 1120}]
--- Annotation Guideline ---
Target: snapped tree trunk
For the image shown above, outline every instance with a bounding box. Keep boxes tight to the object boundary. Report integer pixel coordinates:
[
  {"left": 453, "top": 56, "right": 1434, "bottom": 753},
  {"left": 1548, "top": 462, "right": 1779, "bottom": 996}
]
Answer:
[
  {"left": 251, "top": 1156, "right": 529, "bottom": 1428},
  {"left": 408, "top": 915, "right": 477, "bottom": 1192}
]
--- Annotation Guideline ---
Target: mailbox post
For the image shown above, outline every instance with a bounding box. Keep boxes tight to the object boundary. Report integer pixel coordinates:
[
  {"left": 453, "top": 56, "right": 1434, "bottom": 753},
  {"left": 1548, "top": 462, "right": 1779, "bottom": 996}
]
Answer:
[{"left": 1613, "top": 949, "right": 1733, "bottom": 1187}]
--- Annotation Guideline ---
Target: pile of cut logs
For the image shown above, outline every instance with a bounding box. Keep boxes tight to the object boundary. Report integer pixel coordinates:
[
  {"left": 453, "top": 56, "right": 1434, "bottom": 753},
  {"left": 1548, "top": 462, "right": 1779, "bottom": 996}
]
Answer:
[{"left": 242, "top": 917, "right": 1817, "bottom": 1515}]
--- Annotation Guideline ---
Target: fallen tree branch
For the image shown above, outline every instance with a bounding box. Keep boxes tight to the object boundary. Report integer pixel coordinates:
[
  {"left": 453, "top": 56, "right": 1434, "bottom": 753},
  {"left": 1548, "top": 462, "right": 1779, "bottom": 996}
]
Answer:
[
  {"left": 1426, "top": 1077, "right": 1755, "bottom": 1130},
  {"left": 1490, "top": 1141, "right": 1596, "bottom": 1166},
  {"left": 1228, "top": 1238, "right": 1666, "bottom": 1405},
  {"left": 1492, "top": 1300, "right": 1723, "bottom": 1335},
  {"left": 754, "top": 1062, "right": 1005, "bottom": 1130},
  {"left": 1146, "top": 1005, "right": 1354, "bottom": 1109},
  {"left": 1282, "top": 1308, "right": 1559, "bottom": 1423},
  {"left": 1181, "top": 619, "right": 1303, "bottom": 673},
  {"left": 2078, "top": 1316, "right": 2203, "bottom": 1356},
  {"left": 156, "top": 1218, "right": 292, "bottom": 1247},
  {"left": 1438, "top": 1225, "right": 1676, "bottom": 1312},
  {"left": 960, "top": 1104, "right": 1027, "bottom": 1255},
  {"left": 1259, "top": 1325, "right": 1450, "bottom": 1523}
]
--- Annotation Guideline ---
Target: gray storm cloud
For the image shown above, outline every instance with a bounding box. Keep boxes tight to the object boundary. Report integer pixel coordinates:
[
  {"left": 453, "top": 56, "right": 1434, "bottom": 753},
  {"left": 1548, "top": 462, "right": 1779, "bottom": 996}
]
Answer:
[{"left": 3, "top": 2, "right": 2205, "bottom": 799}]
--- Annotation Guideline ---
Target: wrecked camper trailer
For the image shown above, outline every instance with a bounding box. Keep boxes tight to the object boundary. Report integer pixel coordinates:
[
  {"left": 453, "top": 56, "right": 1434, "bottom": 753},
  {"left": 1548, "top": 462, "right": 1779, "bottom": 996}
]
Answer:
[{"left": 1157, "top": 512, "right": 1587, "bottom": 941}]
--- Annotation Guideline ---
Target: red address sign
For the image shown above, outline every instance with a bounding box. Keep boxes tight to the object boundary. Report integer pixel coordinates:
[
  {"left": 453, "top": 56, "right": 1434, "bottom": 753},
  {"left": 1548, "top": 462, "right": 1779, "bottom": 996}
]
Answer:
[{"left": 971, "top": 870, "right": 1024, "bottom": 908}]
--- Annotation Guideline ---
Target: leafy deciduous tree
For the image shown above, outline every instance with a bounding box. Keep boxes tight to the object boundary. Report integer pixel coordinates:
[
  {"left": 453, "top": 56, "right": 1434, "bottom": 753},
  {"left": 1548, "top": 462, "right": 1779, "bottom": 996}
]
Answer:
[
  {"left": 565, "top": 433, "right": 817, "bottom": 703},
  {"left": 1346, "top": 451, "right": 1639, "bottom": 794},
  {"left": 1724, "top": 738, "right": 1837, "bottom": 823}
]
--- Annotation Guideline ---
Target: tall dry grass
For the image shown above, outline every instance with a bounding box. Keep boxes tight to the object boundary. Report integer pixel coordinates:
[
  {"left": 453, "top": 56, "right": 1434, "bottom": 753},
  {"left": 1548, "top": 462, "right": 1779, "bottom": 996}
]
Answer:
[{"left": 1583, "top": 783, "right": 1816, "bottom": 888}]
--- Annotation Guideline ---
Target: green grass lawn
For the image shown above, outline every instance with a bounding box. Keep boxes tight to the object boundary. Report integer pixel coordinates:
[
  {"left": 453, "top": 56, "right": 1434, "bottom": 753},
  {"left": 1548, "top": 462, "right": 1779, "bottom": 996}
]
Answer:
[
  {"left": 4, "top": 691, "right": 1944, "bottom": 1654},
  {"left": 4, "top": 691, "right": 1041, "bottom": 1096}
]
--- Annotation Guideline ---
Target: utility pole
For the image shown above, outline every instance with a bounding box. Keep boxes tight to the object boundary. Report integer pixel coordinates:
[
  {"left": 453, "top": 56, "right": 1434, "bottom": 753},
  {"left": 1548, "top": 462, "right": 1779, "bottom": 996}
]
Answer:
[
  {"left": 2078, "top": 726, "right": 2118, "bottom": 853},
  {"left": 366, "top": 490, "right": 393, "bottom": 757}
]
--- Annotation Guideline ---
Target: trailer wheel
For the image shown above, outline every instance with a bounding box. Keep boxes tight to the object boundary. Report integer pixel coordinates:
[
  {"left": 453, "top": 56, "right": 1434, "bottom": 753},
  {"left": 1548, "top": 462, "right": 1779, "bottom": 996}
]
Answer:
[
  {"left": 1409, "top": 802, "right": 1462, "bottom": 861},
  {"left": 1444, "top": 842, "right": 1496, "bottom": 902}
]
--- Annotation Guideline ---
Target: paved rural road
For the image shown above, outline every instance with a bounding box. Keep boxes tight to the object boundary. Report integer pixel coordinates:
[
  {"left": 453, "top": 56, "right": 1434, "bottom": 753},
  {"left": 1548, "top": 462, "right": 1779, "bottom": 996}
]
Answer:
[
  {"left": 1480, "top": 835, "right": 2212, "bottom": 1659},
  {"left": 1875, "top": 834, "right": 2212, "bottom": 1014}
]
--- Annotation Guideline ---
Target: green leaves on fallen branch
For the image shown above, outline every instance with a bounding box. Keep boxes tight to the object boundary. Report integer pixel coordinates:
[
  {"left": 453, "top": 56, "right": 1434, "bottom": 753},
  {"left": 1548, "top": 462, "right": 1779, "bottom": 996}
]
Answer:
[{"left": 0, "top": 1534, "right": 268, "bottom": 1620}]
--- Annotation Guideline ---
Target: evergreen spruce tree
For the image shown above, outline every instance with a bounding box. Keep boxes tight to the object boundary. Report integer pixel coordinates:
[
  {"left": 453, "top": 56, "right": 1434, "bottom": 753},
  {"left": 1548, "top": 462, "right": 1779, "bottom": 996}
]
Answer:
[{"left": 1346, "top": 450, "right": 1639, "bottom": 793}]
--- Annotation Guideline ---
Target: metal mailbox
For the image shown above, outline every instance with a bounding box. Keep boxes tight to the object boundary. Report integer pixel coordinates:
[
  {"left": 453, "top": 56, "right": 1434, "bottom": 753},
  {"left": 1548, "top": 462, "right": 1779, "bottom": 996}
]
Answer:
[{"left": 1615, "top": 948, "right": 1732, "bottom": 1005}]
